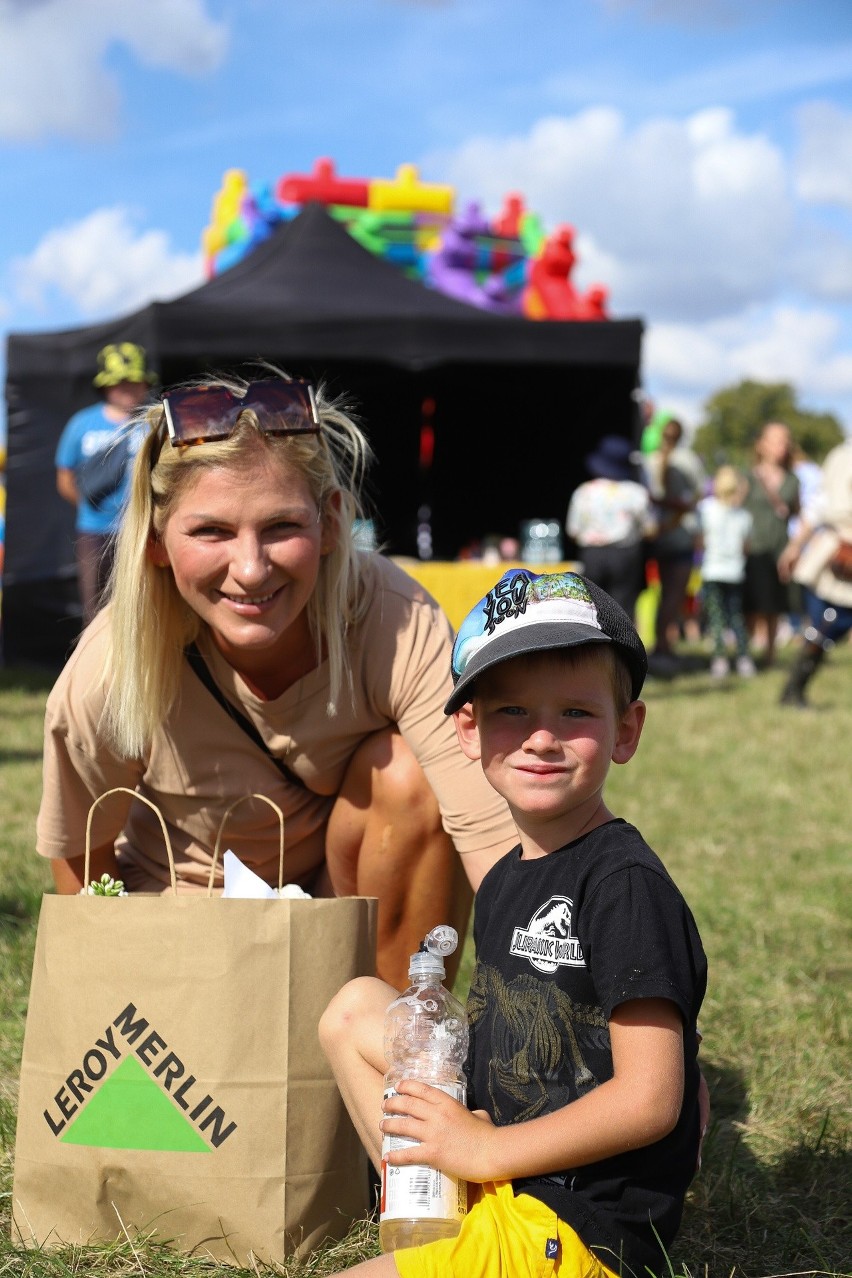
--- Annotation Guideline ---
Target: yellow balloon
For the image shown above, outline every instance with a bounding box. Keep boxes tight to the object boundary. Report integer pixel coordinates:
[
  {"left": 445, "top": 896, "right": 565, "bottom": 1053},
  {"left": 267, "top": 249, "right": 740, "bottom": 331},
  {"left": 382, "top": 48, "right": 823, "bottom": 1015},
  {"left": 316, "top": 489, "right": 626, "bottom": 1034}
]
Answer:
[{"left": 369, "top": 163, "right": 454, "bottom": 214}]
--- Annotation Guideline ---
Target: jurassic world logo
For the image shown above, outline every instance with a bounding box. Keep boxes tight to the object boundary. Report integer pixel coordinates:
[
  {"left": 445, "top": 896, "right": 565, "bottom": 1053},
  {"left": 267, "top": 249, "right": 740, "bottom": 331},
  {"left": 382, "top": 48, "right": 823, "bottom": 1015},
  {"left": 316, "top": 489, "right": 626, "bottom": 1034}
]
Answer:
[{"left": 510, "top": 896, "right": 586, "bottom": 974}]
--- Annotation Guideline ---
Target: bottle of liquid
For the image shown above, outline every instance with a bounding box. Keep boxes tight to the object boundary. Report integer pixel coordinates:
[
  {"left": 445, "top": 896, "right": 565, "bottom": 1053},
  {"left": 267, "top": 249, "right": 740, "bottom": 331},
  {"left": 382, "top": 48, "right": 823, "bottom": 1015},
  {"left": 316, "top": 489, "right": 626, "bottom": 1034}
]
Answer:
[{"left": 378, "top": 925, "right": 469, "bottom": 1253}]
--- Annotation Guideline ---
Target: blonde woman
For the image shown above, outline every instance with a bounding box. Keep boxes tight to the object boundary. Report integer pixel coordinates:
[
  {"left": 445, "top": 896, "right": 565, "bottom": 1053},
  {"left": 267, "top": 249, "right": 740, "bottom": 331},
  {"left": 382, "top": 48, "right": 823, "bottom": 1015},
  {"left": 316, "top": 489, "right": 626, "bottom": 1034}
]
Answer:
[{"left": 36, "top": 368, "right": 516, "bottom": 988}]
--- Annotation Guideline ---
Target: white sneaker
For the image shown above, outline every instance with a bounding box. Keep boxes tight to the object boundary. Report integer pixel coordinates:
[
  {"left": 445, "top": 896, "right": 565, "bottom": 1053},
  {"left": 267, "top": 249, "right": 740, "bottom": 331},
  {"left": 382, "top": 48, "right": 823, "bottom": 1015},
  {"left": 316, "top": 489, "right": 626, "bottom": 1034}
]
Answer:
[
  {"left": 736, "top": 655, "right": 757, "bottom": 678},
  {"left": 710, "top": 657, "right": 730, "bottom": 679}
]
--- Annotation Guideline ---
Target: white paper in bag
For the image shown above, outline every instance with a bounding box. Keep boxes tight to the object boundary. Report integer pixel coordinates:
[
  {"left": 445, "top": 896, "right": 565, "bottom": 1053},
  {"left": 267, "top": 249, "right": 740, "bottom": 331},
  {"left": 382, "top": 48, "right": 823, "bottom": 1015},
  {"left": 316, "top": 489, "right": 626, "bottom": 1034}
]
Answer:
[{"left": 221, "top": 850, "right": 311, "bottom": 899}]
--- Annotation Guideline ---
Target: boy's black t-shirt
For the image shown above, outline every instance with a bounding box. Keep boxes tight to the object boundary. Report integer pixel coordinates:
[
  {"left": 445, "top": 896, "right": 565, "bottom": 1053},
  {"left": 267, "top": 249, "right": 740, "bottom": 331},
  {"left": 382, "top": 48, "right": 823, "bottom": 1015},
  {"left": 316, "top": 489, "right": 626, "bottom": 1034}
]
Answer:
[{"left": 466, "top": 819, "right": 707, "bottom": 1278}]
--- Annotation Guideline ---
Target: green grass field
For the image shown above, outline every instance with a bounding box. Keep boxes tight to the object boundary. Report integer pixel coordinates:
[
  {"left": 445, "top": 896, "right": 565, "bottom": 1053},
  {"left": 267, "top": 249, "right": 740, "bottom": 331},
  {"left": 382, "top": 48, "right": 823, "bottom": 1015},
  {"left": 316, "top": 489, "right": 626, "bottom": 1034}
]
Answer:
[{"left": 1, "top": 645, "right": 850, "bottom": 1278}]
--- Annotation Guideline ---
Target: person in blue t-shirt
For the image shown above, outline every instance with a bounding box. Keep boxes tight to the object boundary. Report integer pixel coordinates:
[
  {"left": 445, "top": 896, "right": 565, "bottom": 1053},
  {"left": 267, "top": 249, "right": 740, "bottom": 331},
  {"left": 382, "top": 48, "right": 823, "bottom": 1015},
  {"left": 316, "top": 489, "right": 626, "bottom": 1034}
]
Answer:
[{"left": 55, "top": 343, "right": 155, "bottom": 623}]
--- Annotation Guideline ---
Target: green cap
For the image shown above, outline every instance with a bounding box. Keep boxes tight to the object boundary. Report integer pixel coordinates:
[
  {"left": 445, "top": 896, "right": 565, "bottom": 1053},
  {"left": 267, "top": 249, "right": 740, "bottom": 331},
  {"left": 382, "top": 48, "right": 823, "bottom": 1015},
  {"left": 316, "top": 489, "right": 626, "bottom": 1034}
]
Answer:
[{"left": 93, "top": 343, "right": 155, "bottom": 388}]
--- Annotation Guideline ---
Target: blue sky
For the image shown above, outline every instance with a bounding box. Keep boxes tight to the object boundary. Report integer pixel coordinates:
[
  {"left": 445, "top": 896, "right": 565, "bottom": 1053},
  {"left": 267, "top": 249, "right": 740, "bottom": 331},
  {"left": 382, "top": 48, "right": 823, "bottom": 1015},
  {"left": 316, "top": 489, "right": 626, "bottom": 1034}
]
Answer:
[{"left": 3, "top": 0, "right": 852, "bottom": 446}]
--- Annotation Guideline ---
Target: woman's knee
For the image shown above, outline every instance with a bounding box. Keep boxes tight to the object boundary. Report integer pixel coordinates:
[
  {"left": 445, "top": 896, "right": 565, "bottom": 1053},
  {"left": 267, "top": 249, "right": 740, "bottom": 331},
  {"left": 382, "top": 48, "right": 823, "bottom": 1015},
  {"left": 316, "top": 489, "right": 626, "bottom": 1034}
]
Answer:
[{"left": 344, "top": 728, "right": 440, "bottom": 825}]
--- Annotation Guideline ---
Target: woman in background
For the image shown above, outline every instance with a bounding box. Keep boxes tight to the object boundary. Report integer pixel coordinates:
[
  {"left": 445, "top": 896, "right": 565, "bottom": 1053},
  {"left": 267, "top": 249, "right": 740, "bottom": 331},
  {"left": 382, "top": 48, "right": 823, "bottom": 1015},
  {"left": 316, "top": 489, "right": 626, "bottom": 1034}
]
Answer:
[{"left": 742, "top": 421, "right": 800, "bottom": 668}]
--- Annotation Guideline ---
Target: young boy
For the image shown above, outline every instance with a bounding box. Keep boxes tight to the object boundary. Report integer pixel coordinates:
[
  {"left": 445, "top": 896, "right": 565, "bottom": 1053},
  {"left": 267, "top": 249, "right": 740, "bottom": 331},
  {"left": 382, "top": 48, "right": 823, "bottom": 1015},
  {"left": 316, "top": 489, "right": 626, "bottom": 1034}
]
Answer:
[{"left": 319, "top": 569, "right": 708, "bottom": 1278}]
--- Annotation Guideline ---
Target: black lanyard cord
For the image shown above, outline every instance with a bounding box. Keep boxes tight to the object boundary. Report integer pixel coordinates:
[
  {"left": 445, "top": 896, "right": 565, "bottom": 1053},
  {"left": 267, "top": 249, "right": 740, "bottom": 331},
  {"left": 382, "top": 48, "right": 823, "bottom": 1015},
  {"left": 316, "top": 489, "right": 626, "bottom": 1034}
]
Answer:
[{"left": 184, "top": 641, "right": 307, "bottom": 791}]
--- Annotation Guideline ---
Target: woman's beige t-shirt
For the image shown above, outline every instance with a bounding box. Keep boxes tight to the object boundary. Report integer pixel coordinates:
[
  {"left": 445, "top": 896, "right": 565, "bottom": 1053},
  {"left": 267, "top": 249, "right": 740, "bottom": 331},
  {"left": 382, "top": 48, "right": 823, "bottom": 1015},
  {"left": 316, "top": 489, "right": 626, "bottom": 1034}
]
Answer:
[{"left": 37, "top": 554, "right": 515, "bottom": 892}]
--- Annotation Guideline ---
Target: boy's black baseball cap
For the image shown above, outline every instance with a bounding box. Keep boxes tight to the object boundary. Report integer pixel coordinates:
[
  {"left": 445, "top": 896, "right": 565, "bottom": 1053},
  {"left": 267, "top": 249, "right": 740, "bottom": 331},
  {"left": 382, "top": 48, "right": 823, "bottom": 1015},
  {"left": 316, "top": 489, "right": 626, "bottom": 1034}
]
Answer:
[{"left": 444, "top": 568, "right": 648, "bottom": 715}]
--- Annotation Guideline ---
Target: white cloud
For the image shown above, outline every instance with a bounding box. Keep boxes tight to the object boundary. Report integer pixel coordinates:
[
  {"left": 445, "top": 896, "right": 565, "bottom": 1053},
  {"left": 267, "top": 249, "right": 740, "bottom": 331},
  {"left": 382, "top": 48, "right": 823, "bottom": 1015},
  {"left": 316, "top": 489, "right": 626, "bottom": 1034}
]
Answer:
[
  {"left": 791, "top": 226, "right": 852, "bottom": 303},
  {"left": 429, "top": 107, "right": 791, "bottom": 323},
  {"left": 732, "top": 307, "right": 841, "bottom": 385},
  {"left": 427, "top": 105, "right": 852, "bottom": 433},
  {"left": 795, "top": 101, "right": 852, "bottom": 211},
  {"left": 644, "top": 305, "right": 852, "bottom": 431},
  {"left": 0, "top": 0, "right": 228, "bottom": 141},
  {"left": 11, "top": 206, "right": 204, "bottom": 317},
  {"left": 644, "top": 320, "right": 732, "bottom": 391}
]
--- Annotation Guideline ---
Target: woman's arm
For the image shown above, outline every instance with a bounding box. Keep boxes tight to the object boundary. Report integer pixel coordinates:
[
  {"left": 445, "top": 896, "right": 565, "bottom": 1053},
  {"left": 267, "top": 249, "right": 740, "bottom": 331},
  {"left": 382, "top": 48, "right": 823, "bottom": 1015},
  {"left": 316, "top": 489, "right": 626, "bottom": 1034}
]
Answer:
[
  {"left": 38, "top": 617, "right": 144, "bottom": 880},
  {"left": 50, "top": 842, "right": 120, "bottom": 894},
  {"left": 381, "top": 579, "right": 517, "bottom": 871},
  {"left": 383, "top": 998, "right": 685, "bottom": 1184}
]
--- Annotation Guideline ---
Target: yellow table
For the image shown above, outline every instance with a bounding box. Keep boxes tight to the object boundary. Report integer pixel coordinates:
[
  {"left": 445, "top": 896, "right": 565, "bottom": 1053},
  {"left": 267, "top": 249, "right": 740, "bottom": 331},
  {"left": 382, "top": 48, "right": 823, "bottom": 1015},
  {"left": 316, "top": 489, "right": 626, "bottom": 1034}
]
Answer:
[
  {"left": 392, "top": 557, "right": 661, "bottom": 647},
  {"left": 391, "top": 559, "right": 580, "bottom": 631}
]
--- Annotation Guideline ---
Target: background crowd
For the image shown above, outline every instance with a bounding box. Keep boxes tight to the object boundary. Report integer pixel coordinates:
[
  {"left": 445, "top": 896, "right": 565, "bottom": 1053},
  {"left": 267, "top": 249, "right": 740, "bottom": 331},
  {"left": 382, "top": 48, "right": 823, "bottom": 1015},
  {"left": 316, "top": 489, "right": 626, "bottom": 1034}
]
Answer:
[
  {"left": 458, "top": 396, "right": 850, "bottom": 710},
  {"left": 570, "top": 410, "right": 850, "bottom": 708}
]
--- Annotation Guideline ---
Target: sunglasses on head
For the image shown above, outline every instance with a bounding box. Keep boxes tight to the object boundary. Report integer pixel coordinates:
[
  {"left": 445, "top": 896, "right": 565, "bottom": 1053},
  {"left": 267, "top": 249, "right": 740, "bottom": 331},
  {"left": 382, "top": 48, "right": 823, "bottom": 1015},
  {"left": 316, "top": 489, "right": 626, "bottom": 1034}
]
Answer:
[{"left": 162, "top": 378, "right": 320, "bottom": 447}]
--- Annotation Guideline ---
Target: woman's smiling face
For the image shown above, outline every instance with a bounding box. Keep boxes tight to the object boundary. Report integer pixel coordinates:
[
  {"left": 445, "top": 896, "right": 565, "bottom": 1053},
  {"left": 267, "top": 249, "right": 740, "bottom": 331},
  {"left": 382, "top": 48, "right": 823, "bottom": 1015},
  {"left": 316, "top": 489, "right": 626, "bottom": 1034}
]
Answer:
[{"left": 153, "top": 450, "right": 333, "bottom": 675}]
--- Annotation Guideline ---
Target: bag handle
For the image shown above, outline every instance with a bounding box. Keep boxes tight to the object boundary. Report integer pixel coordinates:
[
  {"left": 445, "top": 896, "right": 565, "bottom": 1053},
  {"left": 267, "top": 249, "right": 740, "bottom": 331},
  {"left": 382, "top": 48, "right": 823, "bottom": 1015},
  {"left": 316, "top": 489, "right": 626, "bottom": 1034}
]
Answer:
[
  {"left": 85, "top": 786, "right": 177, "bottom": 896},
  {"left": 208, "top": 794, "right": 285, "bottom": 897}
]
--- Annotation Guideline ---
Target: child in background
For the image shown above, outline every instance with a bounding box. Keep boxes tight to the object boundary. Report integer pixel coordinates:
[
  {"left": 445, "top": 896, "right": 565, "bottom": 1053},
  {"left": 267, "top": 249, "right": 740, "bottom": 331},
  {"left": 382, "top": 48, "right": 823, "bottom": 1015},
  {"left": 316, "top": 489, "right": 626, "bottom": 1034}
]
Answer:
[
  {"left": 320, "top": 569, "right": 708, "bottom": 1278},
  {"left": 697, "top": 465, "right": 755, "bottom": 678}
]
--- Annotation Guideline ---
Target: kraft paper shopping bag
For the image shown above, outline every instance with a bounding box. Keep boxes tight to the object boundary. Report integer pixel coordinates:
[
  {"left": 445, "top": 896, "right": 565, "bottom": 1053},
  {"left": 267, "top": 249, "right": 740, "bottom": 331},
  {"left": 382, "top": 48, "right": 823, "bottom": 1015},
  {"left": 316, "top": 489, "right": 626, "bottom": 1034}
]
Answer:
[{"left": 12, "top": 789, "right": 378, "bottom": 1266}]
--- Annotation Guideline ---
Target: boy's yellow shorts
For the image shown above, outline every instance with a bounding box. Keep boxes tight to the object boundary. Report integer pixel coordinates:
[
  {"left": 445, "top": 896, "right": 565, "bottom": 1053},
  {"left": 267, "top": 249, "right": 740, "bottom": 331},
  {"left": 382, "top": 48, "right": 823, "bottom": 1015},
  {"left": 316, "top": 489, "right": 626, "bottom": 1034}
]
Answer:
[{"left": 393, "top": 1179, "right": 621, "bottom": 1278}]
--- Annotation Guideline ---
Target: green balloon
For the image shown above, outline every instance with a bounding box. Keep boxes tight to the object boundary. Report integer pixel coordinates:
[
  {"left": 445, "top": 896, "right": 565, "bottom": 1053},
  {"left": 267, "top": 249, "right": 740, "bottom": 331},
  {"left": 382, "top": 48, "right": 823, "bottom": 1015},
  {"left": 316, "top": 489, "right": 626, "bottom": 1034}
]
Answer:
[{"left": 641, "top": 408, "right": 675, "bottom": 453}]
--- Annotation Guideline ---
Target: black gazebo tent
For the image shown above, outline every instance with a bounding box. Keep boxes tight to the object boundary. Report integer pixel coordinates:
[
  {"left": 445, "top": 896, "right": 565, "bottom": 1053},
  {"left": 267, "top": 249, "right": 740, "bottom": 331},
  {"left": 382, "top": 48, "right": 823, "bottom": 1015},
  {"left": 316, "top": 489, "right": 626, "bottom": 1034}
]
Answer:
[{"left": 3, "top": 202, "right": 644, "bottom": 667}]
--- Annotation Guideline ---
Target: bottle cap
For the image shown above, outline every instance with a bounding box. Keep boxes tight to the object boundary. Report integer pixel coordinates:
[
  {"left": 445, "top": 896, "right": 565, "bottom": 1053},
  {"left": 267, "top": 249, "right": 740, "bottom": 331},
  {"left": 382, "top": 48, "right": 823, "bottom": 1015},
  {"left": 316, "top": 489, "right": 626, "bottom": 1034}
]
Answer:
[{"left": 408, "top": 925, "right": 458, "bottom": 981}]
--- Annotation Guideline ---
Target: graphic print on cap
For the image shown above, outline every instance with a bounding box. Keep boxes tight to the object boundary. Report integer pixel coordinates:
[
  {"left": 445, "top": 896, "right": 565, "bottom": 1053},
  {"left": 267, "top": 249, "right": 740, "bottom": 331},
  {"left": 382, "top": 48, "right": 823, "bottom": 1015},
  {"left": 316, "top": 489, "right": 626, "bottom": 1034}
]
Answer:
[
  {"left": 452, "top": 569, "right": 604, "bottom": 680},
  {"left": 452, "top": 569, "right": 605, "bottom": 683},
  {"left": 446, "top": 566, "right": 648, "bottom": 716}
]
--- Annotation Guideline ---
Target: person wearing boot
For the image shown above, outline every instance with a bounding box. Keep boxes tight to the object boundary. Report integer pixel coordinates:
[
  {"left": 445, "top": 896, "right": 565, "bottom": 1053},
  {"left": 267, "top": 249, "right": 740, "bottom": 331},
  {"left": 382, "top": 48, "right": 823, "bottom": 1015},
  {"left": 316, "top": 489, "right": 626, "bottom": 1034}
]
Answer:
[{"left": 777, "top": 438, "right": 852, "bottom": 707}]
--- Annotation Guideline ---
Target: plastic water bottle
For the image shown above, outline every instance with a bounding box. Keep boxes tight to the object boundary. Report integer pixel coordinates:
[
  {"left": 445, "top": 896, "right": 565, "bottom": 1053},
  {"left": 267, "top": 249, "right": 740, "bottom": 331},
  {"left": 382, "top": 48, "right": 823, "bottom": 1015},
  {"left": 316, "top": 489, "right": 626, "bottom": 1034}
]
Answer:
[{"left": 378, "top": 925, "right": 469, "bottom": 1253}]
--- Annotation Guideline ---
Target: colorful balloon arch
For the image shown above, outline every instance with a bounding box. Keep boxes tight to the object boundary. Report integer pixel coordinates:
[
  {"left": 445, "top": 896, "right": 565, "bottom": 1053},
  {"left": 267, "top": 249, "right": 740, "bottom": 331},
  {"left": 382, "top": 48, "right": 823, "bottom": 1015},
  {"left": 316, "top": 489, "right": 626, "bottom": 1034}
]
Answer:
[{"left": 201, "top": 157, "right": 610, "bottom": 321}]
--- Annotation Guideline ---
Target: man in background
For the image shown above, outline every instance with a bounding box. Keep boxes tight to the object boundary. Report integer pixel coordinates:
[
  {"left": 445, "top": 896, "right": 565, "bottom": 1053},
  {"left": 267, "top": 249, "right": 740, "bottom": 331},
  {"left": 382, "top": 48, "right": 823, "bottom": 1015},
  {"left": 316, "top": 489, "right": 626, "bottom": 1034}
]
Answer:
[{"left": 55, "top": 343, "right": 155, "bottom": 625}]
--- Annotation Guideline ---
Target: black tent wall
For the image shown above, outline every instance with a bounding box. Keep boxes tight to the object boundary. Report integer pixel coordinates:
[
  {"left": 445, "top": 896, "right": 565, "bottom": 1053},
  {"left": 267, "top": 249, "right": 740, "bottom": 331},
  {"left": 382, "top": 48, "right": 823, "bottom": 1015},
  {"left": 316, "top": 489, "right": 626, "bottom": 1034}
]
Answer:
[{"left": 3, "top": 203, "right": 643, "bottom": 668}]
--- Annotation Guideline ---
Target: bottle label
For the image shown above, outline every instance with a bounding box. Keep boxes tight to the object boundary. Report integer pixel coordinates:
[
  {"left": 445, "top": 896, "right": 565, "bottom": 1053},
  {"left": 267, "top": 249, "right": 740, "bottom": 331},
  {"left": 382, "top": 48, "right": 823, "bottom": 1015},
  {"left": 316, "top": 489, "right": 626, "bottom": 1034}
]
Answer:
[{"left": 380, "top": 1082, "right": 467, "bottom": 1225}]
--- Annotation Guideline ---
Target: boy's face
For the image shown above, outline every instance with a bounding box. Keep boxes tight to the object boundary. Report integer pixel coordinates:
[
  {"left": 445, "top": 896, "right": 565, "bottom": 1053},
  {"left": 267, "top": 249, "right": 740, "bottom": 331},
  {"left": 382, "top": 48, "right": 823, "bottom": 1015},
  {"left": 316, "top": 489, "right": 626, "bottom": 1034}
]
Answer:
[{"left": 453, "top": 648, "right": 644, "bottom": 848}]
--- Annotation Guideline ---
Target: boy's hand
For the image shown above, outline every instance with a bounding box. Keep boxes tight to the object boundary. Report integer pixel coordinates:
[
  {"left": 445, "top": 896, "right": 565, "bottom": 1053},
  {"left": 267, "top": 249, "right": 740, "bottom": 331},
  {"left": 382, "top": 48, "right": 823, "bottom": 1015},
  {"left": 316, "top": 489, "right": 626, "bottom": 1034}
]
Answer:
[
  {"left": 383, "top": 1002, "right": 697, "bottom": 1185},
  {"left": 381, "top": 1079, "right": 496, "bottom": 1183}
]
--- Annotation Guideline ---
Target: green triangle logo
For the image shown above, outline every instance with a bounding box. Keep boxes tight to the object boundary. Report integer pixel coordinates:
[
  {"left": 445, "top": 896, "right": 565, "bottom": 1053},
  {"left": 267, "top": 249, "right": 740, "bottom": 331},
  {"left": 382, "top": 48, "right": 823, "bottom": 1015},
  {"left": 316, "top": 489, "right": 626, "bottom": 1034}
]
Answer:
[{"left": 61, "top": 1054, "right": 210, "bottom": 1152}]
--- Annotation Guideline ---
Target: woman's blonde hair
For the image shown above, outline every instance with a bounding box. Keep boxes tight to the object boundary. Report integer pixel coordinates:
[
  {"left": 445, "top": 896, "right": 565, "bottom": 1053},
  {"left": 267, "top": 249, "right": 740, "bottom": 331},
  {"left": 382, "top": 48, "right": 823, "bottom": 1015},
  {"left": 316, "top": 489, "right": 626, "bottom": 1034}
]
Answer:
[{"left": 101, "top": 368, "right": 374, "bottom": 758}]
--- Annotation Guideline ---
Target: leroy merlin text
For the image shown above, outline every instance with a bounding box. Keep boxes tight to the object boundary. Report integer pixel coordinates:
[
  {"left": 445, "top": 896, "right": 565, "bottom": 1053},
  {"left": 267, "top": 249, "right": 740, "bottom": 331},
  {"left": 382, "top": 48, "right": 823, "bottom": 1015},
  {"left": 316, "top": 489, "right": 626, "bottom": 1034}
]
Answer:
[{"left": 43, "top": 1003, "right": 237, "bottom": 1146}]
